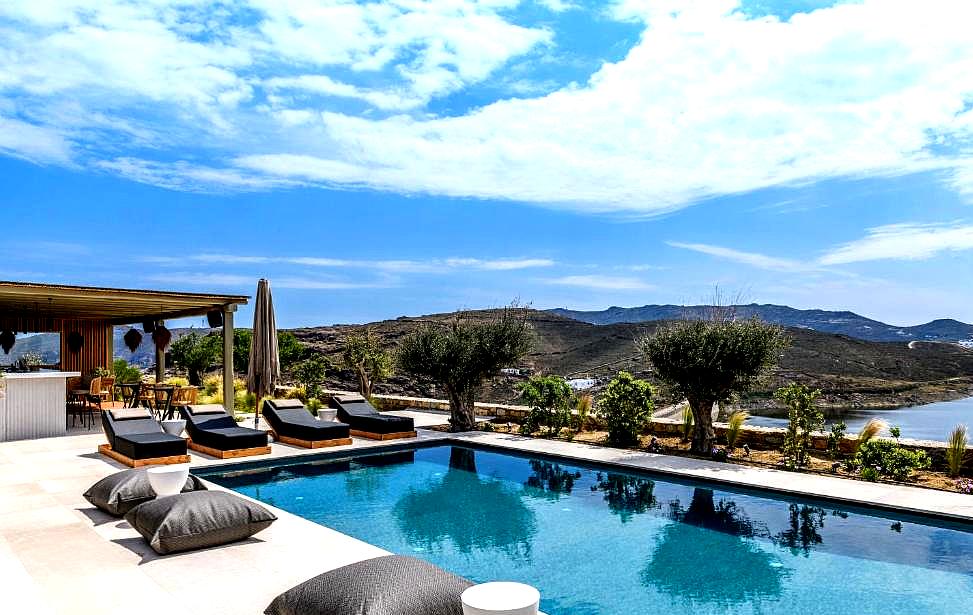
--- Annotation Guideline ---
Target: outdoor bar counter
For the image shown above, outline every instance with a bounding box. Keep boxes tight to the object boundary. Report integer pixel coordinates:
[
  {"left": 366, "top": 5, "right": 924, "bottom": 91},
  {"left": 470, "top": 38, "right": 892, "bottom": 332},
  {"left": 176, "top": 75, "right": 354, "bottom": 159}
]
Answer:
[{"left": 0, "top": 371, "right": 81, "bottom": 441}]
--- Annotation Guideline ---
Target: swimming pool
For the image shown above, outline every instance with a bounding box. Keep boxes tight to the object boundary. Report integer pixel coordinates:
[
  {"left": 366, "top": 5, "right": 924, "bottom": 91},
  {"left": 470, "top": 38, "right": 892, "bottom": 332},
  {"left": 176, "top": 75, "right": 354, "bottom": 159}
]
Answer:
[{"left": 200, "top": 444, "right": 973, "bottom": 614}]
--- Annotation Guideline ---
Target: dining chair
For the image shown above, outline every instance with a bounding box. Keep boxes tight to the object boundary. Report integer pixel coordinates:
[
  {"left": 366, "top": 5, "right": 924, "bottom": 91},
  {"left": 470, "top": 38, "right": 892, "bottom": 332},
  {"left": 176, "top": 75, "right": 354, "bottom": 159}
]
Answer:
[
  {"left": 99, "top": 376, "right": 115, "bottom": 405},
  {"left": 114, "top": 382, "right": 142, "bottom": 408},
  {"left": 151, "top": 385, "right": 176, "bottom": 421}
]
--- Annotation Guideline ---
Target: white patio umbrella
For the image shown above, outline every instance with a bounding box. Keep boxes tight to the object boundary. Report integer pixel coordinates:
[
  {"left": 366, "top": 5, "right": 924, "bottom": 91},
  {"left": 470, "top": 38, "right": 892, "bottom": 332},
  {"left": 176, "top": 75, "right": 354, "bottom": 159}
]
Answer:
[{"left": 247, "top": 278, "right": 280, "bottom": 429}]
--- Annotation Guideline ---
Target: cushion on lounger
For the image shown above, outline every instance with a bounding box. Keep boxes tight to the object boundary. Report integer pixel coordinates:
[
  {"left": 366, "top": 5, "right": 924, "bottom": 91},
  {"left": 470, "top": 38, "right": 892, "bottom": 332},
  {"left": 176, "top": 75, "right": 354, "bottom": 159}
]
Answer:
[
  {"left": 125, "top": 491, "right": 276, "bottom": 555},
  {"left": 267, "top": 398, "right": 305, "bottom": 410},
  {"left": 263, "top": 555, "right": 472, "bottom": 615},
  {"left": 109, "top": 407, "right": 153, "bottom": 421},
  {"left": 186, "top": 404, "right": 228, "bottom": 415},
  {"left": 83, "top": 468, "right": 206, "bottom": 516},
  {"left": 113, "top": 433, "right": 188, "bottom": 460}
]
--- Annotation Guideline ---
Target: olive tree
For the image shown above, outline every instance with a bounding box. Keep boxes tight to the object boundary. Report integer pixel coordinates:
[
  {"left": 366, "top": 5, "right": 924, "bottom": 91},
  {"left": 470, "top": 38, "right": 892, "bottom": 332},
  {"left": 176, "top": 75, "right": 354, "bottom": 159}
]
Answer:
[
  {"left": 398, "top": 307, "right": 533, "bottom": 432},
  {"left": 341, "top": 328, "right": 393, "bottom": 399},
  {"left": 638, "top": 318, "right": 788, "bottom": 454},
  {"left": 169, "top": 331, "right": 221, "bottom": 385}
]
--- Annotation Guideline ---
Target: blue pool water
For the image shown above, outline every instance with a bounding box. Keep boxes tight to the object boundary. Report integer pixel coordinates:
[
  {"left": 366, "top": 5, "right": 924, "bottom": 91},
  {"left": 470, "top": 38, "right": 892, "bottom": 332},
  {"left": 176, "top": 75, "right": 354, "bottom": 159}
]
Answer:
[{"left": 201, "top": 445, "right": 973, "bottom": 614}]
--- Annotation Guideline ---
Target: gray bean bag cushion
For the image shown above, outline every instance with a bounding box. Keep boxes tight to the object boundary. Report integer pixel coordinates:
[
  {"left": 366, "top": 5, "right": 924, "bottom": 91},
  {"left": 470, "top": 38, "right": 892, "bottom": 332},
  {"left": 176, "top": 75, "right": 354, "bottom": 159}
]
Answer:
[
  {"left": 83, "top": 467, "right": 206, "bottom": 516},
  {"left": 125, "top": 490, "right": 276, "bottom": 554},
  {"left": 264, "top": 554, "right": 472, "bottom": 615}
]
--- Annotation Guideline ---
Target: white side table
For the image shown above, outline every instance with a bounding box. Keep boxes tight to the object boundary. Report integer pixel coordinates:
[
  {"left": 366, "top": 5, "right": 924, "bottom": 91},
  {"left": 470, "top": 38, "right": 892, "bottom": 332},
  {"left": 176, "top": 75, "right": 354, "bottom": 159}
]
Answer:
[
  {"left": 161, "top": 419, "right": 186, "bottom": 437},
  {"left": 146, "top": 464, "right": 189, "bottom": 498},
  {"left": 461, "top": 582, "right": 540, "bottom": 615},
  {"left": 317, "top": 409, "right": 338, "bottom": 422}
]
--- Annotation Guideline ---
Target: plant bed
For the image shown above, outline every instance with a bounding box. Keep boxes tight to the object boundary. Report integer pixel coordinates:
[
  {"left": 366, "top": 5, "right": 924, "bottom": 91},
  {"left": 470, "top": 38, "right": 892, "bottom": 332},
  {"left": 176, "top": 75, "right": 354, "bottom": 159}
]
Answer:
[{"left": 484, "top": 423, "right": 970, "bottom": 495}]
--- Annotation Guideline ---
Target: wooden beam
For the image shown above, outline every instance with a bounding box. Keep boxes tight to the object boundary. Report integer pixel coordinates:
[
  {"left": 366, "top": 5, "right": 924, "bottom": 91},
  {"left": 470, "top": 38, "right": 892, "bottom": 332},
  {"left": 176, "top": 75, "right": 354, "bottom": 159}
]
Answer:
[
  {"left": 98, "top": 444, "right": 190, "bottom": 467},
  {"left": 187, "top": 442, "right": 271, "bottom": 459},
  {"left": 349, "top": 429, "right": 418, "bottom": 441}
]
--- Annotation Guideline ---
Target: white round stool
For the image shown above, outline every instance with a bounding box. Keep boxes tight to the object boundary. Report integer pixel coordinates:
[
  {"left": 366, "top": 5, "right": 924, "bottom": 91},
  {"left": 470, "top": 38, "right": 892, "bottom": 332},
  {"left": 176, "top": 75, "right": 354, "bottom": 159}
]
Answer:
[
  {"left": 146, "top": 464, "right": 189, "bottom": 498},
  {"left": 317, "top": 409, "right": 338, "bottom": 422},
  {"left": 461, "top": 582, "right": 540, "bottom": 615}
]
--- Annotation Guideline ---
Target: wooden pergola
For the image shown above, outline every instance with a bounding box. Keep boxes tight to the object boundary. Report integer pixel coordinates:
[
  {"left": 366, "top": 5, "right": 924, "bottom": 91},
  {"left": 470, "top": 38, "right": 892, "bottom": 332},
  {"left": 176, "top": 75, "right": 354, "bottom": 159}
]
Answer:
[{"left": 0, "top": 281, "right": 249, "bottom": 411}]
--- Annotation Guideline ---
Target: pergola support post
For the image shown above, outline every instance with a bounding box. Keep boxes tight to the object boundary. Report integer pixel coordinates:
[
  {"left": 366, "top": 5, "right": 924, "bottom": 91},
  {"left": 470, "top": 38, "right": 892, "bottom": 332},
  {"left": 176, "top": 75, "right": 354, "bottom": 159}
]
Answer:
[
  {"left": 223, "top": 306, "right": 235, "bottom": 414},
  {"left": 155, "top": 320, "right": 165, "bottom": 383}
]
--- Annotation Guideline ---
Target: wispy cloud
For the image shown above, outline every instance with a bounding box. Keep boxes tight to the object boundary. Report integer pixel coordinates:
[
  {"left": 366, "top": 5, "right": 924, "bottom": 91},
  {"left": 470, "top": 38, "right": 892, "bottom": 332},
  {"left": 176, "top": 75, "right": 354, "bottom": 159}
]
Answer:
[
  {"left": 544, "top": 275, "right": 655, "bottom": 291},
  {"left": 667, "top": 242, "right": 811, "bottom": 272},
  {"left": 819, "top": 222, "right": 973, "bottom": 265},
  {"left": 147, "top": 272, "right": 392, "bottom": 290},
  {"left": 141, "top": 253, "right": 555, "bottom": 273}
]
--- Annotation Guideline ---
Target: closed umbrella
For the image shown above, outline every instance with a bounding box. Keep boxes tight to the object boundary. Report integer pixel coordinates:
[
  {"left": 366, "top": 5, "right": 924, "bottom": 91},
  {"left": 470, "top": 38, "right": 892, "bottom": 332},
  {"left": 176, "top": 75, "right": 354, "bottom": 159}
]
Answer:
[{"left": 247, "top": 278, "right": 280, "bottom": 429}]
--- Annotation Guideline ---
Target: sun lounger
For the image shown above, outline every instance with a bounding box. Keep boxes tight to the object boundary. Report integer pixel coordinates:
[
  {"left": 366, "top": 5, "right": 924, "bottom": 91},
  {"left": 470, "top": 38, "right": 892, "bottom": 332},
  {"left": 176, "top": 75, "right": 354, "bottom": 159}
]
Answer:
[
  {"left": 98, "top": 407, "right": 190, "bottom": 467},
  {"left": 332, "top": 395, "right": 417, "bottom": 440},
  {"left": 262, "top": 399, "right": 352, "bottom": 448},
  {"left": 181, "top": 404, "right": 270, "bottom": 459}
]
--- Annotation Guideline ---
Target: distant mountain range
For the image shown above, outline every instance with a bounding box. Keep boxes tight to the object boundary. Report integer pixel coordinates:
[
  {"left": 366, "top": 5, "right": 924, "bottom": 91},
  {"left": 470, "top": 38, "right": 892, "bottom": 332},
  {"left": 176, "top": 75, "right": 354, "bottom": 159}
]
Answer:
[{"left": 548, "top": 304, "right": 973, "bottom": 343}]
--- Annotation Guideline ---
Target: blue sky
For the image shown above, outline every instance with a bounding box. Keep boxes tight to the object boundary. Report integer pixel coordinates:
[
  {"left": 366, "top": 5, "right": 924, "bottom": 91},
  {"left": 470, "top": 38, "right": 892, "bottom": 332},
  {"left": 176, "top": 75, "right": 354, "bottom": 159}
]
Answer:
[{"left": 2, "top": 0, "right": 972, "bottom": 328}]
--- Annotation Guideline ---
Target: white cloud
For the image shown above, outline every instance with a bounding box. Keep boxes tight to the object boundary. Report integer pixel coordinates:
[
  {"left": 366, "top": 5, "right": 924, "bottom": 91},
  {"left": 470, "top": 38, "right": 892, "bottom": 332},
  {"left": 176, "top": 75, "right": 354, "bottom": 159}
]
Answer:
[
  {"left": 819, "top": 222, "right": 973, "bottom": 265},
  {"left": 671, "top": 220, "right": 973, "bottom": 270},
  {"left": 141, "top": 253, "right": 554, "bottom": 273},
  {"left": 264, "top": 75, "right": 422, "bottom": 111},
  {"left": 2, "top": 0, "right": 973, "bottom": 212},
  {"left": 667, "top": 242, "right": 810, "bottom": 272},
  {"left": 544, "top": 275, "right": 655, "bottom": 291},
  {"left": 0, "top": 114, "right": 72, "bottom": 164},
  {"left": 147, "top": 272, "right": 391, "bottom": 290}
]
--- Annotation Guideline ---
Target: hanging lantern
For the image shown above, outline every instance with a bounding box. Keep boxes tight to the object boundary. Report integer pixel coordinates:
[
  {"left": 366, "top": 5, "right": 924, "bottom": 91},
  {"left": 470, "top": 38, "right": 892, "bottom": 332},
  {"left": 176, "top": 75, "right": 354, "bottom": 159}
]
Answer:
[
  {"left": 206, "top": 310, "right": 224, "bottom": 328},
  {"left": 123, "top": 328, "right": 143, "bottom": 353},
  {"left": 142, "top": 320, "right": 156, "bottom": 334},
  {"left": 67, "top": 331, "right": 84, "bottom": 353},
  {"left": 152, "top": 325, "right": 172, "bottom": 351},
  {"left": 0, "top": 330, "right": 15, "bottom": 354}
]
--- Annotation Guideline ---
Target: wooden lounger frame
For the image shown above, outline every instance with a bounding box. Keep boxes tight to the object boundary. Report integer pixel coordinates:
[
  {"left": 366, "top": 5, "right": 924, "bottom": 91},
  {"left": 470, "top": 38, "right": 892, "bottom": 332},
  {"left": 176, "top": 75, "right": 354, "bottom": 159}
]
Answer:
[
  {"left": 270, "top": 431, "right": 353, "bottom": 449},
  {"left": 187, "top": 440, "right": 271, "bottom": 459},
  {"left": 350, "top": 429, "right": 418, "bottom": 441},
  {"left": 98, "top": 444, "right": 190, "bottom": 468}
]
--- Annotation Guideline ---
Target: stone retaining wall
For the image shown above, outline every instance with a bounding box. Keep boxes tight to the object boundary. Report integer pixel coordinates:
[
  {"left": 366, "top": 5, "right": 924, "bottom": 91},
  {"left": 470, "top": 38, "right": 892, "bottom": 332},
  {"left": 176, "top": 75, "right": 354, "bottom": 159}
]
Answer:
[{"left": 320, "top": 389, "right": 963, "bottom": 469}]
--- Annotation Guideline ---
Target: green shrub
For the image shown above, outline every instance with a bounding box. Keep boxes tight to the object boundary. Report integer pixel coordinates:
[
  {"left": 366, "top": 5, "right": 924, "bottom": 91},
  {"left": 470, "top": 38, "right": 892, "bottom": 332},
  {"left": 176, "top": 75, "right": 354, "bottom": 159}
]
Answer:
[
  {"left": 165, "top": 376, "right": 189, "bottom": 387},
  {"left": 827, "top": 421, "right": 846, "bottom": 460},
  {"left": 855, "top": 439, "right": 930, "bottom": 482},
  {"left": 519, "top": 409, "right": 543, "bottom": 436},
  {"left": 945, "top": 424, "right": 967, "bottom": 478},
  {"left": 860, "top": 466, "right": 879, "bottom": 482},
  {"left": 598, "top": 372, "right": 654, "bottom": 447},
  {"left": 112, "top": 359, "right": 142, "bottom": 383},
  {"left": 574, "top": 393, "right": 593, "bottom": 431},
  {"left": 517, "top": 375, "right": 573, "bottom": 437},
  {"left": 285, "top": 386, "right": 307, "bottom": 402},
  {"left": 294, "top": 356, "right": 328, "bottom": 402},
  {"left": 306, "top": 398, "right": 323, "bottom": 412},
  {"left": 775, "top": 383, "right": 824, "bottom": 469},
  {"left": 202, "top": 375, "right": 221, "bottom": 396},
  {"left": 724, "top": 410, "right": 749, "bottom": 450}
]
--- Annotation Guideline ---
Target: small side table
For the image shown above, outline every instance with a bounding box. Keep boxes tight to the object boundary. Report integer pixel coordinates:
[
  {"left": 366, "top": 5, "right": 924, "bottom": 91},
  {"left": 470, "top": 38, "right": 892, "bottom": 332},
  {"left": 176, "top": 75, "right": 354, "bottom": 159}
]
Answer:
[
  {"left": 146, "top": 464, "right": 189, "bottom": 498},
  {"left": 317, "top": 409, "right": 338, "bottom": 422},
  {"left": 161, "top": 419, "right": 186, "bottom": 437},
  {"left": 461, "top": 582, "right": 540, "bottom": 615}
]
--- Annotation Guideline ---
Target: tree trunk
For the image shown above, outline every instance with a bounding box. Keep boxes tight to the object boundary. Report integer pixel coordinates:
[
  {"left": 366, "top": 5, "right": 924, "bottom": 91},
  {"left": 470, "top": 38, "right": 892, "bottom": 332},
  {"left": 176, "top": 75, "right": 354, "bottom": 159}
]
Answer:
[
  {"left": 688, "top": 397, "right": 716, "bottom": 454},
  {"left": 449, "top": 447, "right": 477, "bottom": 472},
  {"left": 188, "top": 368, "right": 201, "bottom": 386},
  {"left": 356, "top": 366, "right": 371, "bottom": 399},
  {"left": 447, "top": 388, "right": 476, "bottom": 432}
]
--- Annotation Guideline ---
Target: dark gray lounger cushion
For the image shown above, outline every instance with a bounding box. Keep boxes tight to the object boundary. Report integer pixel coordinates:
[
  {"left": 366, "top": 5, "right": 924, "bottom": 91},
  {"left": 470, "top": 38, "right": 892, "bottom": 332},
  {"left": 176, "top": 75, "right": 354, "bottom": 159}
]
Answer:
[
  {"left": 264, "top": 554, "right": 472, "bottom": 615},
  {"left": 83, "top": 468, "right": 206, "bottom": 516},
  {"left": 125, "top": 490, "right": 276, "bottom": 555}
]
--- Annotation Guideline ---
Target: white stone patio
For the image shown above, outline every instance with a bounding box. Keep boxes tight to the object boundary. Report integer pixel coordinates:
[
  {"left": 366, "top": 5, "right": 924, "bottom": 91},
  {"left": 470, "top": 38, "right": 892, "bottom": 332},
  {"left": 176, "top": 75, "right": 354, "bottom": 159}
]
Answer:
[{"left": 3, "top": 416, "right": 972, "bottom": 614}]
